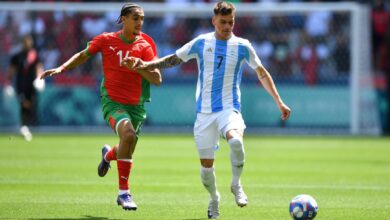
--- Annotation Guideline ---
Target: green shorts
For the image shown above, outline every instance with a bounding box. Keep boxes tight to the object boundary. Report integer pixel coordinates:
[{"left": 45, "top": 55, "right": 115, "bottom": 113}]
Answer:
[{"left": 101, "top": 95, "right": 146, "bottom": 136}]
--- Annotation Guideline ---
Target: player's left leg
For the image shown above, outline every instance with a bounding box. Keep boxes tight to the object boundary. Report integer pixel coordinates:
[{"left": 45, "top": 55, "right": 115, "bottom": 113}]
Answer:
[
  {"left": 115, "top": 118, "right": 140, "bottom": 210},
  {"left": 115, "top": 104, "right": 146, "bottom": 210},
  {"left": 218, "top": 109, "right": 248, "bottom": 207},
  {"left": 226, "top": 129, "right": 248, "bottom": 207},
  {"left": 100, "top": 96, "right": 146, "bottom": 211}
]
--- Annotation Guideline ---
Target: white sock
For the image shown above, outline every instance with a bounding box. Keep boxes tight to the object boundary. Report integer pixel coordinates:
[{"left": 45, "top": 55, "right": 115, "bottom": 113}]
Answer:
[
  {"left": 228, "top": 137, "right": 245, "bottom": 186},
  {"left": 200, "top": 166, "right": 219, "bottom": 201},
  {"left": 118, "top": 190, "right": 129, "bottom": 195}
]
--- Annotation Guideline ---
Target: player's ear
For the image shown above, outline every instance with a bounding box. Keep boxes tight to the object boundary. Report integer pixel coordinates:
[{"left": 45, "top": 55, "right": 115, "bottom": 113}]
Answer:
[{"left": 212, "top": 16, "right": 216, "bottom": 26}]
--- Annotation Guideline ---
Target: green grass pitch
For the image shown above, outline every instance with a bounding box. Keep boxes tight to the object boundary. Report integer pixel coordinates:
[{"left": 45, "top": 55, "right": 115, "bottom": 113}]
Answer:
[{"left": 0, "top": 134, "right": 389, "bottom": 220}]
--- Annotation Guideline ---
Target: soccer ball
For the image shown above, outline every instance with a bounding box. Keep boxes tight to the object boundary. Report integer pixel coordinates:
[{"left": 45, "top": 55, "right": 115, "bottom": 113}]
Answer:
[{"left": 289, "top": 194, "right": 318, "bottom": 220}]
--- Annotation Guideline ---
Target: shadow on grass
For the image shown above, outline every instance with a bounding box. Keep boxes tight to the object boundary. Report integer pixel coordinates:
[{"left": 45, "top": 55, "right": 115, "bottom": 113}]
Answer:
[
  {"left": 182, "top": 218, "right": 209, "bottom": 220},
  {"left": 2, "top": 218, "right": 208, "bottom": 220},
  {"left": 0, "top": 216, "right": 122, "bottom": 220}
]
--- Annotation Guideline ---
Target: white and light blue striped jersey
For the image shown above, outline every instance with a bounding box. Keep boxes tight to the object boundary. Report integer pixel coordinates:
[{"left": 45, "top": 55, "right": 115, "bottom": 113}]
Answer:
[{"left": 176, "top": 32, "right": 262, "bottom": 113}]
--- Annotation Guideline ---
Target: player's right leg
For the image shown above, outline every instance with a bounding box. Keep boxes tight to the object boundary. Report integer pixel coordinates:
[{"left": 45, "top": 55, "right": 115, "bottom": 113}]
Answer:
[
  {"left": 19, "top": 93, "right": 35, "bottom": 142},
  {"left": 20, "top": 125, "right": 32, "bottom": 142},
  {"left": 195, "top": 113, "right": 220, "bottom": 219},
  {"left": 201, "top": 157, "right": 220, "bottom": 219}
]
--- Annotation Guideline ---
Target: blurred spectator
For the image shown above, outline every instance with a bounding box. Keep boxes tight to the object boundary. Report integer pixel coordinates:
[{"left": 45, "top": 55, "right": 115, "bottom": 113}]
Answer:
[
  {"left": 81, "top": 13, "right": 108, "bottom": 39},
  {"left": 332, "top": 35, "right": 350, "bottom": 76},
  {"left": 7, "top": 35, "right": 44, "bottom": 141},
  {"left": 371, "top": 0, "right": 390, "bottom": 74},
  {"left": 40, "top": 40, "right": 60, "bottom": 70},
  {"left": 385, "top": 16, "right": 390, "bottom": 135},
  {"left": 0, "top": 12, "right": 12, "bottom": 71},
  {"left": 293, "top": 33, "right": 319, "bottom": 85},
  {"left": 305, "top": 1, "right": 332, "bottom": 39},
  {"left": 371, "top": 0, "right": 390, "bottom": 134},
  {"left": 0, "top": 0, "right": 367, "bottom": 86},
  {"left": 192, "top": 19, "right": 214, "bottom": 39}
]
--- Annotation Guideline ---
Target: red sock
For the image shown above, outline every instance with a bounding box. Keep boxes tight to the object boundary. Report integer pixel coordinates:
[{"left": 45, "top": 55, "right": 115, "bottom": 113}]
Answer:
[
  {"left": 117, "top": 160, "right": 132, "bottom": 190},
  {"left": 105, "top": 146, "right": 117, "bottom": 161}
]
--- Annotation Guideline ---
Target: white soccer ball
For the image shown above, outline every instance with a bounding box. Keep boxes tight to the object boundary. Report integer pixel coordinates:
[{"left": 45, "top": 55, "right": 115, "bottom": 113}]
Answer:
[{"left": 289, "top": 194, "right": 318, "bottom": 220}]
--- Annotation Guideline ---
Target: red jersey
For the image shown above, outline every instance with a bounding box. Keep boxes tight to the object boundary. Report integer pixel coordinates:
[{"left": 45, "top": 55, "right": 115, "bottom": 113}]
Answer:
[{"left": 87, "top": 31, "right": 156, "bottom": 105}]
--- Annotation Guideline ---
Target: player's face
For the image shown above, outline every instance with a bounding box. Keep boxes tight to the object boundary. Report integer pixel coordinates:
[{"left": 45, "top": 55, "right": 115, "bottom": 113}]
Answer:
[
  {"left": 23, "top": 36, "right": 33, "bottom": 50},
  {"left": 212, "top": 13, "right": 235, "bottom": 40},
  {"left": 122, "top": 8, "right": 144, "bottom": 35}
]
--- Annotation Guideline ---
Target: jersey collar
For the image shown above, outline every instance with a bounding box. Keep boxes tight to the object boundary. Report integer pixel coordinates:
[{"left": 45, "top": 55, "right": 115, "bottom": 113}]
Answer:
[{"left": 119, "top": 31, "right": 139, "bottom": 44}]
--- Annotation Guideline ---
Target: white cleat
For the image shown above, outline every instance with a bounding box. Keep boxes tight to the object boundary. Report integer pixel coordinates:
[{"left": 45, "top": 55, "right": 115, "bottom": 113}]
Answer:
[
  {"left": 20, "top": 126, "right": 32, "bottom": 142},
  {"left": 117, "top": 193, "right": 137, "bottom": 211},
  {"left": 231, "top": 184, "right": 248, "bottom": 207},
  {"left": 207, "top": 192, "right": 220, "bottom": 219}
]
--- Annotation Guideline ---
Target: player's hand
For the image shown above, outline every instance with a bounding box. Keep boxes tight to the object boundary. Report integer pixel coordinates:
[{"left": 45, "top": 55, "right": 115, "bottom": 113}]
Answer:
[
  {"left": 33, "top": 77, "right": 45, "bottom": 91},
  {"left": 278, "top": 102, "right": 291, "bottom": 121},
  {"left": 40, "top": 67, "right": 63, "bottom": 79},
  {"left": 122, "top": 57, "right": 149, "bottom": 71},
  {"left": 122, "top": 57, "right": 140, "bottom": 69}
]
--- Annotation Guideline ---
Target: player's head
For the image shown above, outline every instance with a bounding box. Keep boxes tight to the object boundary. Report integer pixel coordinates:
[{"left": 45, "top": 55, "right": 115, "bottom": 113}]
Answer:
[
  {"left": 212, "top": 1, "right": 235, "bottom": 40},
  {"left": 22, "top": 35, "right": 33, "bottom": 50},
  {"left": 117, "top": 3, "right": 144, "bottom": 35}
]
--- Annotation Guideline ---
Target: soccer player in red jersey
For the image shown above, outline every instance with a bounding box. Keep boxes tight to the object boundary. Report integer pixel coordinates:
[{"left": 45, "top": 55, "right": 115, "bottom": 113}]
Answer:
[{"left": 40, "top": 3, "right": 161, "bottom": 211}]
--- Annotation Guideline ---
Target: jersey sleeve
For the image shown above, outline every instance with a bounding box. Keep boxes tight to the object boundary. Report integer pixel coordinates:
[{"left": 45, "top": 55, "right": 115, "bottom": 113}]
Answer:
[
  {"left": 85, "top": 33, "right": 105, "bottom": 56},
  {"left": 142, "top": 46, "right": 155, "bottom": 62},
  {"left": 175, "top": 37, "right": 202, "bottom": 62},
  {"left": 245, "top": 40, "right": 262, "bottom": 69},
  {"left": 141, "top": 32, "right": 158, "bottom": 58}
]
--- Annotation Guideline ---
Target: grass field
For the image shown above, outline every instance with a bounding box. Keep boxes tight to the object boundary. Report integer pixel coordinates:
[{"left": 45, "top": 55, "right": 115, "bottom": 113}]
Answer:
[{"left": 0, "top": 134, "right": 389, "bottom": 220}]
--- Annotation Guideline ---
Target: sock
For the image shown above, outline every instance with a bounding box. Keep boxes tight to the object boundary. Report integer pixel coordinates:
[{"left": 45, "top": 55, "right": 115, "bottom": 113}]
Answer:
[
  {"left": 200, "top": 166, "right": 219, "bottom": 201},
  {"left": 118, "top": 190, "right": 129, "bottom": 195},
  {"left": 117, "top": 159, "right": 132, "bottom": 191},
  {"left": 228, "top": 137, "right": 245, "bottom": 186},
  {"left": 105, "top": 145, "right": 117, "bottom": 162}
]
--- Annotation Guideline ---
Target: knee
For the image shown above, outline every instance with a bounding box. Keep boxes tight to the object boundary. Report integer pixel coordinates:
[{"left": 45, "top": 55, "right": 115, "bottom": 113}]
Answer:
[
  {"left": 228, "top": 137, "right": 245, "bottom": 165},
  {"left": 120, "top": 128, "right": 137, "bottom": 145},
  {"left": 228, "top": 137, "right": 243, "bottom": 152},
  {"left": 200, "top": 159, "right": 214, "bottom": 168}
]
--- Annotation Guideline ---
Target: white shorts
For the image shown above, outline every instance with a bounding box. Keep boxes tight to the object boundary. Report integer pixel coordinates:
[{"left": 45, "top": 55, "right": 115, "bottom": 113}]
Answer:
[{"left": 194, "top": 108, "right": 246, "bottom": 159}]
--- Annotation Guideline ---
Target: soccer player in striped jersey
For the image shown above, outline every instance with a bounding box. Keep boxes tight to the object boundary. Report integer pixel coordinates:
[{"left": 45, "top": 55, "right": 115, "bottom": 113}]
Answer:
[
  {"left": 40, "top": 3, "right": 161, "bottom": 211},
  {"left": 123, "top": 1, "right": 291, "bottom": 219}
]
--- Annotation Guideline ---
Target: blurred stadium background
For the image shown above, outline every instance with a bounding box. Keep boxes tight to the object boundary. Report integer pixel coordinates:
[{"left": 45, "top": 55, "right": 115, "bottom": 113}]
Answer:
[{"left": 0, "top": 0, "right": 389, "bottom": 136}]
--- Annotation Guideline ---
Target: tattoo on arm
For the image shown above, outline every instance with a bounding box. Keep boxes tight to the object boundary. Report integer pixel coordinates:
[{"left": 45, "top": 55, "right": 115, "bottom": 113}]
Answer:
[{"left": 151, "top": 54, "right": 183, "bottom": 69}]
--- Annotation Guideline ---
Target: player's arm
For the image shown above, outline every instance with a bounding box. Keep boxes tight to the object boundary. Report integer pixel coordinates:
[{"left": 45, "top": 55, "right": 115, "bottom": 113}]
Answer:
[
  {"left": 256, "top": 65, "right": 291, "bottom": 120},
  {"left": 36, "top": 62, "right": 44, "bottom": 78},
  {"left": 135, "top": 57, "right": 162, "bottom": 86},
  {"left": 7, "top": 64, "right": 16, "bottom": 82},
  {"left": 40, "top": 50, "right": 90, "bottom": 79},
  {"left": 7, "top": 55, "right": 20, "bottom": 83},
  {"left": 33, "top": 62, "right": 45, "bottom": 91},
  {"left": 122, "top": 54, "right": 184, "bottom": 71}
]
